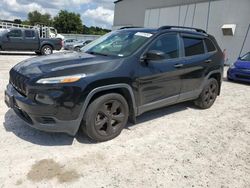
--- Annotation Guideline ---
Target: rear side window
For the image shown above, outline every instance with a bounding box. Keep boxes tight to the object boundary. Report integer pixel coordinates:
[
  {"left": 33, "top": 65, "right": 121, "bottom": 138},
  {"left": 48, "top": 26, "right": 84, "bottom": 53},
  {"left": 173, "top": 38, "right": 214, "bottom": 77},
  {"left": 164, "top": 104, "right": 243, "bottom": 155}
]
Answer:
[
  {"left": 148, "top": 34, "right": 179, "bottom": 59},
  {"left": 25, "top": 30, "right": 35, "bottom": 38},
  {"left": 8, "top": 29, "right": 22, "bottom": 38},
  {"left": 183, "top": 37, "right": 205, "bottom": 56},
  {"left": 204, "top": 38, "right": 216, "bottom": 52}
]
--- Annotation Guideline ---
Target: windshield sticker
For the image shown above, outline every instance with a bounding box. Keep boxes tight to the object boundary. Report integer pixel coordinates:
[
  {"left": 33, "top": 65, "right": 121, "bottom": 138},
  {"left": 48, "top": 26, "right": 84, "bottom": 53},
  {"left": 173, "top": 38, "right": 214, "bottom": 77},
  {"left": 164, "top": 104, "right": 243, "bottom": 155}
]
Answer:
[{"left": 135, "top": 32, "right": 153, "bottom": 38}]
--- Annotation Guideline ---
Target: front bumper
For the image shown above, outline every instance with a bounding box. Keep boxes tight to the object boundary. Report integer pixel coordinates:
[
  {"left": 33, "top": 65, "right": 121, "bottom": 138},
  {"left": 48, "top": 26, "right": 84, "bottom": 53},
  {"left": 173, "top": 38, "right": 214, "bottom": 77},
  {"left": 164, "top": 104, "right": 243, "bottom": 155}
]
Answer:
[
  {"left": 227, "top": 68, "right": 250, "bottom": 83},
  {"left": 4, "top": 84, "right": 81, "bottom": 136}
]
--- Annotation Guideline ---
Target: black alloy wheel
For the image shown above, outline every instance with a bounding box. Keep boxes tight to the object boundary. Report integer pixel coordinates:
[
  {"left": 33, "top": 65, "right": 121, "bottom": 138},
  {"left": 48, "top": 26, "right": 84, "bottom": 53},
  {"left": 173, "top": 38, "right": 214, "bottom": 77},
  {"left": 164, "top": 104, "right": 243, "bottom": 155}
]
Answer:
[
  {"left": 82, "top": 93, "right": 129, "bottom": 142},
  {"left": 195, "top": 78, "right": 219, "bottom": 109}
]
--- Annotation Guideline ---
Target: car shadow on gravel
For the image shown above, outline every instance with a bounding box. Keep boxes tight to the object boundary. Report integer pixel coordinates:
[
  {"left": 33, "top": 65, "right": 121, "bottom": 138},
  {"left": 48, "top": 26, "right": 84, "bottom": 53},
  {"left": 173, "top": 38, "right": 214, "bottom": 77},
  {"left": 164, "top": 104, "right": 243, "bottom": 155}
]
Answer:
[
  {"left": 3, "top": 109, "right": 92, "bottom": 146},
  {"left": 127, "top": 101, "right": 195, "bottom": 129},
  {"left": 4, "top": 102, "right": 196, "bottom": 146}
]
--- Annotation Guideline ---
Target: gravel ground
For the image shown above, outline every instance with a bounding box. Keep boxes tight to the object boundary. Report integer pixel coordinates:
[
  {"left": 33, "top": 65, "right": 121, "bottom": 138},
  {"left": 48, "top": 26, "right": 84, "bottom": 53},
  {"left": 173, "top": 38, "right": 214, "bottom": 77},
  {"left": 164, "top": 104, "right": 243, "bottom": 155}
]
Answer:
[{"left": 0, "top": 52, "right": 249, "bottom": 188}]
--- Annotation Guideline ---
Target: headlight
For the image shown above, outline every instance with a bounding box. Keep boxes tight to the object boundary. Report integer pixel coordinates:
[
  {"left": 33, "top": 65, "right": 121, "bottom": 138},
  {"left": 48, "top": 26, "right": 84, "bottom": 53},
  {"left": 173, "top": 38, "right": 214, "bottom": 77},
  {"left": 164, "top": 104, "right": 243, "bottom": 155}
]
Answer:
[{"left": 36, "top": 74, "right": 86, "bottom": 84}]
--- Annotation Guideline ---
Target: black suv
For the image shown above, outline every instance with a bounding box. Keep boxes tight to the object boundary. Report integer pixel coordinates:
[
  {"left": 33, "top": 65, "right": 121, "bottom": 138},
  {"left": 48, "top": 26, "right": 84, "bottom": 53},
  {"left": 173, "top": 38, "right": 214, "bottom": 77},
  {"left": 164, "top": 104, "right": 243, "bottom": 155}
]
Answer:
[{"left": 5, "top": 26, "right": 224, "bottom": 142}]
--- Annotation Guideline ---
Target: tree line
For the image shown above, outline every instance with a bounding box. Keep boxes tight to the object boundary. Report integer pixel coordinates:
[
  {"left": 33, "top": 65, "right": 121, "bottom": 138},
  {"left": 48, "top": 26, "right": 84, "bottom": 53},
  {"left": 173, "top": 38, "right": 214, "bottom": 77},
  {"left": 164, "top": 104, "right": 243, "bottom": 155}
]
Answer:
[{"left": 10, "top": 10, "right": 111, "bottom": 35}]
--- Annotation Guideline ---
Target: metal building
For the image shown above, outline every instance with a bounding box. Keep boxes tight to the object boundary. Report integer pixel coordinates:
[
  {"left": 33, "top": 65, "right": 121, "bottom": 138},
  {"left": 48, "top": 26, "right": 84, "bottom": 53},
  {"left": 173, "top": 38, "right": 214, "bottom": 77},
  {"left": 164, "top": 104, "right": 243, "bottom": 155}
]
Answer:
[{"left": 113, "top": 0, "right": 250, "bottom": 64}]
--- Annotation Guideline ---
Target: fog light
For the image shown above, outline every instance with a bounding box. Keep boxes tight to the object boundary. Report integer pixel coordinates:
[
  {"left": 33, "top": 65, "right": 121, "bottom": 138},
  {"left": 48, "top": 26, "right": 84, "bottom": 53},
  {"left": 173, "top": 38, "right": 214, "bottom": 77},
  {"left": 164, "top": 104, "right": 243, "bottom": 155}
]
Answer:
[{"left": 35, "top": 94, "right": 54, "bottom": 105}]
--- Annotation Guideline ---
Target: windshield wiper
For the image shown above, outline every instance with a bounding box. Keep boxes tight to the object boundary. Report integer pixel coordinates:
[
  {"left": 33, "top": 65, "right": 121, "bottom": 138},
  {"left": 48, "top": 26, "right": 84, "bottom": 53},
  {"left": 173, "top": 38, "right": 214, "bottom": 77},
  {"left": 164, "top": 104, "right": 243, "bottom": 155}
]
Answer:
[{"left": 86, "top": 51, "right": 108, "bottom": 56}]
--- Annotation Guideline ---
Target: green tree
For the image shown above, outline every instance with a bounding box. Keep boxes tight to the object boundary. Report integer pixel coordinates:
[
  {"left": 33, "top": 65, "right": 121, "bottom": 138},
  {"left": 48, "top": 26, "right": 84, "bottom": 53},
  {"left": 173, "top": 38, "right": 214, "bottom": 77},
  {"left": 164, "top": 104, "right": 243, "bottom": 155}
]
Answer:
[
  {"left": 83, "top": 25, "right": 110, "bottom": 35},
  {"left": 27, "top": 11, "right": 52, "bottom": 26},
  {"left": 53, "top": 10, "right": 83, "bottom": 34}
]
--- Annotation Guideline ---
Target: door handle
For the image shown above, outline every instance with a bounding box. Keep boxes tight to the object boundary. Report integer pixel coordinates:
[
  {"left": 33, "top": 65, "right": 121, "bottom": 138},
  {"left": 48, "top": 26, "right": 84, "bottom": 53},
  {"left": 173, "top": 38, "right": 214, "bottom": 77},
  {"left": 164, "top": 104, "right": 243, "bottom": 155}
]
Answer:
[
  {"left": 205, "top": 59, "right": 212, "bottom": 63},
  {"left": 174, "top": 63, "right": 184, "bottom": 68}
]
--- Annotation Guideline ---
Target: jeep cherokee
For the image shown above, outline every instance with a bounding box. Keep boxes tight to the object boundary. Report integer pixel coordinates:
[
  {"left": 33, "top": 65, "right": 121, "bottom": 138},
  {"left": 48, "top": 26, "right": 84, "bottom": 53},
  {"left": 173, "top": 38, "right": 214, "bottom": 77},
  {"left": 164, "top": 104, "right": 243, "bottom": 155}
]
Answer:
[{"left": 5, "top": 26, "right": 224, "bottom": 142}]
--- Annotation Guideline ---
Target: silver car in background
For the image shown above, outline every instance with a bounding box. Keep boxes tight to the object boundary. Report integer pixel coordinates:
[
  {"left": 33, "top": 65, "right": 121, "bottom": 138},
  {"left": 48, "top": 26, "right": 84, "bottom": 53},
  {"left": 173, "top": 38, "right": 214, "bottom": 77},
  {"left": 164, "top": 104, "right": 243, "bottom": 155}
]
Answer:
[{"left": 63, "top": 39, "right": 80, "bottom": 50}]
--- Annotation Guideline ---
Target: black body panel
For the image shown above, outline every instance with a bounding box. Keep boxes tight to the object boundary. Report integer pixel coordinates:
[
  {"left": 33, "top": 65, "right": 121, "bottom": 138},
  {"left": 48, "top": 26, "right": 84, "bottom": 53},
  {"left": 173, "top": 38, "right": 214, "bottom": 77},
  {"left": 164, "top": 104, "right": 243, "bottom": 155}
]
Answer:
[{"left": 4, "top": 27, "right": 224, "bottom": 135}]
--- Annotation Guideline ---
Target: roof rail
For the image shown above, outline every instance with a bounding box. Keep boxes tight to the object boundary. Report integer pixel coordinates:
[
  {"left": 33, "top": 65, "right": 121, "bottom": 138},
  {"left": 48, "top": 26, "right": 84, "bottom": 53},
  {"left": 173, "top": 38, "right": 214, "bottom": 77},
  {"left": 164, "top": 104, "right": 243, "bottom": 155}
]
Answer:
[
  {"left": 119, "top": 26, "right": 143, "bottom": 30},
  {"left": 158, "top": 26, "right": 207, "bottom": 34},
  {"left": 114, "top": 0, "right": 123, "bottom": 3}
]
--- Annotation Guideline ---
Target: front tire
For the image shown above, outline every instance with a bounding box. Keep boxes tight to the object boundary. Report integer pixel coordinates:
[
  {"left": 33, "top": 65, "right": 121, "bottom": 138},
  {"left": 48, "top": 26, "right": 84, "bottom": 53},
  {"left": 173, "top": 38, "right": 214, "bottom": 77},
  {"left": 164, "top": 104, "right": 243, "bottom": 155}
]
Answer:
[
  {"left": 194, "top": 78, "right": 219, "bottom": 109},
  {"left": 82, "top": 93, "right": 129, "bottom": 142},
  {"left": 41, "top": 45, "right": 53, "bottom": 55}
]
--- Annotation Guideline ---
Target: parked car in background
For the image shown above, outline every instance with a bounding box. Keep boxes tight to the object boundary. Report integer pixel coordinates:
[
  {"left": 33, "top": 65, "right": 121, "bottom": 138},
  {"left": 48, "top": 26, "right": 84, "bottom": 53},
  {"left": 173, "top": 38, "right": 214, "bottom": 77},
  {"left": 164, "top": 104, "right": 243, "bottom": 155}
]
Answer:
[
  {"left": 64, "top": 40, "right": 93, "bottom": 51},
  {"left": 0, "top": 28, "right": 62, "bottom": 55},
  {"left": 5, "top": 26, "right": 224, "bottom": 142},
  {"left": 73, "top": 40, "right": 93, "bottom": 51},
  {"left": 63, "top": 38, "right": 80, "bottom": 50},
  {"left": 227, "top": 52, "right": 250, "bottom": 83}
]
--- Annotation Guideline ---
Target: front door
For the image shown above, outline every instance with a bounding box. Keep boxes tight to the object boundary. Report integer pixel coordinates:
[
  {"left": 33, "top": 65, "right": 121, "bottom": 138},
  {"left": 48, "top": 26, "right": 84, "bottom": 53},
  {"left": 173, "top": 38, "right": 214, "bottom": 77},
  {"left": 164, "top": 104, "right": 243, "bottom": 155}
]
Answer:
[
  {"left": 137, "top": 33, "right": 184, "bottom": 114},
  {"left": 2, "top": 29, "right": 23, "bottom": 50}
]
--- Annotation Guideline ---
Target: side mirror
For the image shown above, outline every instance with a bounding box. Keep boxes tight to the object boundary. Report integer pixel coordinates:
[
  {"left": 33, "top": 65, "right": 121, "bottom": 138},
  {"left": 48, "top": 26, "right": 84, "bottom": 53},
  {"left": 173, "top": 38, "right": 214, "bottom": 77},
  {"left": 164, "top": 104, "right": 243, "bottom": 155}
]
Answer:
[{"left": 141, "top": 50, "right": 165, "bottom": 62}]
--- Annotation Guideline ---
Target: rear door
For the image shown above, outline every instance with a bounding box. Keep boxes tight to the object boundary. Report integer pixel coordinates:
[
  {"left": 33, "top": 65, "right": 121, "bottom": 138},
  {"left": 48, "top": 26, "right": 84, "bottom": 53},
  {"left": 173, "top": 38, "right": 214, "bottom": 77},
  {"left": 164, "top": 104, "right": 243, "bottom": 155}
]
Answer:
[
  {"left": 22, "top": 30, "right": 39, "bottom": 50},
  {"left": 179, "top": 34, "right": 210, "bottom": 100},
  {"left": 137, "top": 33, "right": 185, "bottom": 113}
]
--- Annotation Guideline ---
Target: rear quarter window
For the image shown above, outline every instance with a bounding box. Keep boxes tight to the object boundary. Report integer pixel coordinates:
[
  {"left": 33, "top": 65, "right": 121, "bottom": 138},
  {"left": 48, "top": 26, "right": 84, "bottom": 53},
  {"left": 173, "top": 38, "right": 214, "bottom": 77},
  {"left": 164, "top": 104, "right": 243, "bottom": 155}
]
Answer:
[
  {"left": 183, "top": 37, "right": 205, "bottom": 57},
  {"left": 204, "top": 38, "right": 217, "bottom": 52}
]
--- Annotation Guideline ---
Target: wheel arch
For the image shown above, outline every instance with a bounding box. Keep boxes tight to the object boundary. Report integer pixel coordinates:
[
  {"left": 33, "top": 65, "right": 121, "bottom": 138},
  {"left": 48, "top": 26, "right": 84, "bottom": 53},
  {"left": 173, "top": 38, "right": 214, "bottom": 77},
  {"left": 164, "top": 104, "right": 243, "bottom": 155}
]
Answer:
[
  {"left": 205, "top": 69, "right": 223, "bottom": 95},
  {"left": 79, "top": 84, "right": 138, "bottom": 125},
  {"left": 40, "top": 43, "right": 54, "bottom": 51}
]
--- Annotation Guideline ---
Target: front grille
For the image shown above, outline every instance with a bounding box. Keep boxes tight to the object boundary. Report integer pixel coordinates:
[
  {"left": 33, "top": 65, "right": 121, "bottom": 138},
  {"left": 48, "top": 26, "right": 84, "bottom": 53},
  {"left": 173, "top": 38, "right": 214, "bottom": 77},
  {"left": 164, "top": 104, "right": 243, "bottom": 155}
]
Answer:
[{"left": 9, "top": 69, "right": 29, "bottom": 96}]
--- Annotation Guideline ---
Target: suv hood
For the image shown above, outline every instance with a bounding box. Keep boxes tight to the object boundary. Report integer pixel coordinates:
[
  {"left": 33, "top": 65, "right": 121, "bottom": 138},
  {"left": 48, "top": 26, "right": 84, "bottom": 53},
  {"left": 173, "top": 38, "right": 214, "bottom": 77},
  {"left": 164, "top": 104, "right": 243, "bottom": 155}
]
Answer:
[
  {"left": 235, "top": 60, "right": 250, "bottom": 69},
  {"left": 13, "top": 51, "right": 120, "bottom": 77}
]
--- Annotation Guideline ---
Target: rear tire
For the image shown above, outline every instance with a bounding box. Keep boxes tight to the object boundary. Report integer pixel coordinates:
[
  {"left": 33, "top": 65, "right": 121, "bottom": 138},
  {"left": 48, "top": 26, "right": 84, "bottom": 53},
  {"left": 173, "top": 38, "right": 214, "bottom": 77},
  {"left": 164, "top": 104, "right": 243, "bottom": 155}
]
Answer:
[
  {"left": 41, "top": 45, "right": 53, "bottom": 55},
  {"left": 82, "top": 93, "right": 129, "bottom": 142},
  {"left": 194, "top": 78, "right": 219, "bottom": 109}
]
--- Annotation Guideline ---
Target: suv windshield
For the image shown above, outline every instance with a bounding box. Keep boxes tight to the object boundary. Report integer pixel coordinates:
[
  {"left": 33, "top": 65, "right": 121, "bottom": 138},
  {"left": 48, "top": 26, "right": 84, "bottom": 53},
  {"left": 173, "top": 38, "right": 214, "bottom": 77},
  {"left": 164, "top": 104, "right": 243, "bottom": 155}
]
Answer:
[
  {"left": 81, "top": 30, "right": 153, "bottom": 57},
  {"left": 240, "top": 52, "right": 250, "bottom": 61}
]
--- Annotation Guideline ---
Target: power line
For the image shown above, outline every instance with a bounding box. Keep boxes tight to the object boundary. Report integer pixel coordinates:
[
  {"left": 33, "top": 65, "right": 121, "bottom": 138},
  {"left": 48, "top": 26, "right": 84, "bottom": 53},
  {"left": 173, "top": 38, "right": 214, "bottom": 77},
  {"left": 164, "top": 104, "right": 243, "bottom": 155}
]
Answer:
[
  {"left": 178, "top": 6, "right": 181, "bottom": 26},
  {"left": 183, "top": 5, "right": 189, "bottom": 26},
  {"left": 239, "top": 23, "right": 250, "bottom": 57},
  {"left": 192, "top": 3, "right": 196, "bottom": 27},
  {"left": 206, "top": 0, "right": 211, "bottom": 32}
]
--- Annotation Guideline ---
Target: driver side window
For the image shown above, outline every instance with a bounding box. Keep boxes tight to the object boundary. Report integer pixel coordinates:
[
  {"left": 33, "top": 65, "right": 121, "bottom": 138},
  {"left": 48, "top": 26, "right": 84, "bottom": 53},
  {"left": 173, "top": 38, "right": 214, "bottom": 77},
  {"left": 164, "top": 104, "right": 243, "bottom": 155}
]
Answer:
[
  {"left": 148, "top": 34, "right": 179, "bottom": 59},
  {"left": 8, "top": 29, "right": 22, "bottom": 38}
]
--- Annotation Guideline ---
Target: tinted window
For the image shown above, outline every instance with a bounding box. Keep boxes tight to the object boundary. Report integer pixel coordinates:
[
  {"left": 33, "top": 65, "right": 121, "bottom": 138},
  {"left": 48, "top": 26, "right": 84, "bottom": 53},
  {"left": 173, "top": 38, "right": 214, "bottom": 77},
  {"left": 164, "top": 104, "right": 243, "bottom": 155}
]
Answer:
[
  {"left": 8, "top": 29, "right": 22, "bottom": 38},
  {"left": 25, "top": 30, "right": 35, "bottom": 38},
  {"left": 205, "top": 38, "right": 216, "bottom": 52},
  {"left": 148, "top": 34, "right": 179, "bottom": 59},
  {"left": 183, "top": 37, "right": 205, "bottom": 56}
]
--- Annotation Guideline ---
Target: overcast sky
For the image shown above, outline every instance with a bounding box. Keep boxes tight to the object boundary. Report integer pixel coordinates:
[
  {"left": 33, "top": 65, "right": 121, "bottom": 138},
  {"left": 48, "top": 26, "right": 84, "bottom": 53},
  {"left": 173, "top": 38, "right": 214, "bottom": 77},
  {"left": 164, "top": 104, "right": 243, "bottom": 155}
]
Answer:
[{"left": 0, "top": 0, "right": 115, "bottom": 29}]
